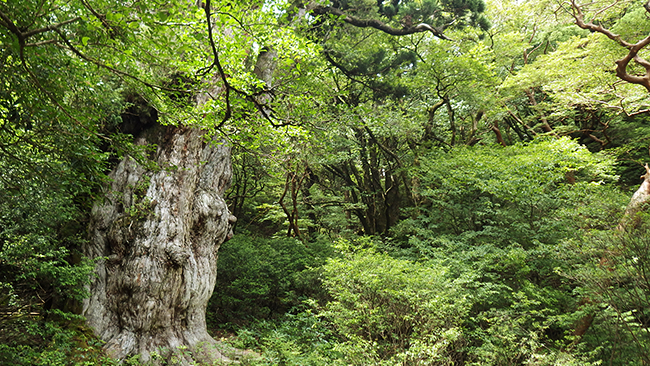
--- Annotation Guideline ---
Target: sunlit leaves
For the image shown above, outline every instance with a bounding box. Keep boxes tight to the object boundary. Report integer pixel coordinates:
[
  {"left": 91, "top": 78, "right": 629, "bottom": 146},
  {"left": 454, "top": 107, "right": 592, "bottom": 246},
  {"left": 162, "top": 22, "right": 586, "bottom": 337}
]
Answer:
[
  {"left": 403, "top": 138, "right": 618, "bottom": 250},
  {"left": 321, "top": 247, "right": 469, "bottom": 364},
  {"left": 497, "top": 0, "right": 650, "bottom": 118},
  {"left": 503, "top": 34, "right": 650, "bottom": 115}
]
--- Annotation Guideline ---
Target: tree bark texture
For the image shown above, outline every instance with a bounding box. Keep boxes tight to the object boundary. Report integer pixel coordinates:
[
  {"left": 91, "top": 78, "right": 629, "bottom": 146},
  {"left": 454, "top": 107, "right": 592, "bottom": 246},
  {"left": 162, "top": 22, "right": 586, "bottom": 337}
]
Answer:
[
  {"left": 618, "top": 164, "right": 650, "bottom": 230},
  {"left": 83, "top": 123, "right": 236, "bottom": 364}
]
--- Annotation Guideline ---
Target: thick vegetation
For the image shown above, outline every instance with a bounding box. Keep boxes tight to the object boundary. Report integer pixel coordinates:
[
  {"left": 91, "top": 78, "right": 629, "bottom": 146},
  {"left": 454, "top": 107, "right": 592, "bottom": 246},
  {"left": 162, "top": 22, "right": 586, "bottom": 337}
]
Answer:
[{"left": 2, "top": 0, "right": 650, "bottom": 364}]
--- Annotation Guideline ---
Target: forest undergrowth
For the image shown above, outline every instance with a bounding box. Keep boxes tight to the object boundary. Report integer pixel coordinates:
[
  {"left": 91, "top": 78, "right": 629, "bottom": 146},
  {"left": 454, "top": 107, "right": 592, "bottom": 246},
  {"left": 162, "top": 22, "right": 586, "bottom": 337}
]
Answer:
[{"left": 208, "top": 140, "right": 649, "bottom": 365}]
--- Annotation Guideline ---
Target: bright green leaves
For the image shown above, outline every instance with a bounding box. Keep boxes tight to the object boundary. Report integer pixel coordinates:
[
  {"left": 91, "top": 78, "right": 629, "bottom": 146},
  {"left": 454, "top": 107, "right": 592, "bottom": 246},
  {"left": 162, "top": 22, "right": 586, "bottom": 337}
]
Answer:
[
  {"left": 497, "top": 0, "right": 650, "bottom": 122},
  {"left": 321, "top": 247, "right": 469, "bottom": 364},
  {"left": 501, "top": 35, "right": 645, "bottom": 112},
  {"left": 381, "top": 139, "right": 626, "bottom": 363},
  {"left": 611, "top": 5, "right": 650, "bottom": 43},
  {"left": 402, "top": 138, "right": 618, "bottom": 249}
]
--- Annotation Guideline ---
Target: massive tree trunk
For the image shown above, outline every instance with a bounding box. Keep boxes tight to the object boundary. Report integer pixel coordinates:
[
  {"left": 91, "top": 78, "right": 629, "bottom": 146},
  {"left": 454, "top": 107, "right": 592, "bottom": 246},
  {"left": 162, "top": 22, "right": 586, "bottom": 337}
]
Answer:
[{"left": 83, "top": 122, "right": 236, "bottom": 364}]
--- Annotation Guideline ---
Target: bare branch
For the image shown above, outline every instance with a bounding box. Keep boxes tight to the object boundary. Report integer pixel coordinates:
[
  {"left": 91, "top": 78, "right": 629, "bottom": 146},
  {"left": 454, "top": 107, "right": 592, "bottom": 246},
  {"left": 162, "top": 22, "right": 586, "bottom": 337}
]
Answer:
[
  {"left": 626, "top": 109, "right": 650, "bottom": 116},
  {"left": 592, "top": 0, "right": 621, "bottom": 22},
  {"left": 0, "top": 10, "right": 24, "bottom": 38},
  {"left": 197, "top": 1, "right": 286, "bottom": 129},
  {"left": 80, "top": 0, "right": 118, "bottom": 38},
  {"left": 570, "top": 1, "right": 632, "bottom": 47},
  {"left": 0, "top": 9, "right": 81, "bottom": 45},
  {"left": 25, "top": 39, "right": 58, "bottom": 47},
  {"left": 198, "top": 0, "right": 266, "bottom": 129}
]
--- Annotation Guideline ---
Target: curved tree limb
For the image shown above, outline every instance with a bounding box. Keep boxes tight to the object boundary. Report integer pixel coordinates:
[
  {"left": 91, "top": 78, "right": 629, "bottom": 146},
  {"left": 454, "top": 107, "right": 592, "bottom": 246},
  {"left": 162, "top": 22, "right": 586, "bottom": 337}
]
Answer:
[
  {"left": 79, "top": 0, "right": 118, "bottom": 38},
  {"left": 197, "top": 0, "right": 232, "bottom": 128},
  {"left": 0, "top": 10, "right": 93, "bottom": 132},
  {"left": 570, "top": 0, "right": 650, "bottom": 92},
  {"left": 52, "top": 28, "right": 180, "bottom": 94},
  {"left": 311, "top": 6, "right": 452, "bottom": 40},
  {"left": 198, "top": 1, "right": 287, "bottom": 129},
  {"left": 0, "top": 8, "right": 185, "bottom": 95},
  {"left": 0, "top": 9, "right": 80, "bottom": 51}
]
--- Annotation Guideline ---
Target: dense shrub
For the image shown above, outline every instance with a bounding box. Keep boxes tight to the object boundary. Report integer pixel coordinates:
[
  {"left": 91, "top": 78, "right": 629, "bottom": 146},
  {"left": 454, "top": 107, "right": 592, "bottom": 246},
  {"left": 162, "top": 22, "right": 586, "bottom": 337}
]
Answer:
[
  {"left": 221, "top": 139, "right": 631, "bottom": 365},
  {"left": 317, "top": 244, "right": 470, "bottom": 365},
  {"left": 562, "top": 219, "right": 650, "bottom": 365},
  {"left": 394, "top": 137, "right": 620, "bottom": 250},
  {"left": 386, "top": 139, "right": 627, "bottom": 364},
  {"left": 0, "top": 172, "right": 101, "bottom": 364},
  {"left": 208, "top": 235, "right": 335, "bottom": 328}
]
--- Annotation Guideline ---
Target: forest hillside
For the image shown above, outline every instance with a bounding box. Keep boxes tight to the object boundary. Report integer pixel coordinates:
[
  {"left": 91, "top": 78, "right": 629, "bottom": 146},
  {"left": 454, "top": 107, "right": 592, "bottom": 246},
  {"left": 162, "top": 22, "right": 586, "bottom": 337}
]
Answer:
[{"left": 2, "top": 0, "right": 650, "bottom": 365}]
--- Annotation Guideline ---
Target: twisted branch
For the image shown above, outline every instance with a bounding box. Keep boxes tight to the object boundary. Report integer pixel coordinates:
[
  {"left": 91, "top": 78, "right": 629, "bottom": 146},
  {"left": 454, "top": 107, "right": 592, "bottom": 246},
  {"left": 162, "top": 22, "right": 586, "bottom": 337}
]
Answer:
[{"left": 570, "top": 0, "right": 650, "bottom": 92}]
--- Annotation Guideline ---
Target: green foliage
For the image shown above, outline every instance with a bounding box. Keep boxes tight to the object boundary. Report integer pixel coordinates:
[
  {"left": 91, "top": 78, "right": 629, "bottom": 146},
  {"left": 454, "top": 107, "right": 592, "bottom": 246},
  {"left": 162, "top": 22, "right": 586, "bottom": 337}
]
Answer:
[
  {"left": 335, "top": 0, "right": 490, "bottom": 32},
  {"left": 380, "top": 138, "right": 627, "bottom": 364},
  {"left": 320, "top": 246, "right": 469, "bottom": 365},
  {"left": 397, "top": 137, "right": 619, "bottom": 249},
  {"left": 228, "top": 309, "right": 343, "bottom": 366},
  {"left": 0, "top": 317, "right": 118, "bottom": 366},
  {"left": 226, "top": 245, "right": 470, "bottom": 366},
  {"left": 0, "top": 88, "right": 104, "bottom": 362},
  {"left": 2, "top": 0, "right": 650, "bottom": 365},
  {"left": 500, "top": 34, "right": 650, "bottom": 114},
  {"left": 562, "top": 219, "right": 650, "bottom": 365},
  {"left": 498, "top": 1, "right": 650, "bottom": 130},
  {"left": 209, "top": 235, "right": 335, "bottom": 328},
  {"left": 610, "top": 4, "right": 650, "bottom": 42}
]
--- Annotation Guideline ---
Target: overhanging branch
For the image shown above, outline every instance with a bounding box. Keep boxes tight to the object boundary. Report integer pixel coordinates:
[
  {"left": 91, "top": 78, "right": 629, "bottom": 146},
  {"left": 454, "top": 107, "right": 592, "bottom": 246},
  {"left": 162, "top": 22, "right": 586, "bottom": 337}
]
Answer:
[
  {"left": 311, "top": 6, "right": 452, "bottom": 40},
  {"left": 198, "top": 1, "right": 283, "bottom": 129},
  {"left": 570, "top": 0, "right": 650, "bottom": 92}
]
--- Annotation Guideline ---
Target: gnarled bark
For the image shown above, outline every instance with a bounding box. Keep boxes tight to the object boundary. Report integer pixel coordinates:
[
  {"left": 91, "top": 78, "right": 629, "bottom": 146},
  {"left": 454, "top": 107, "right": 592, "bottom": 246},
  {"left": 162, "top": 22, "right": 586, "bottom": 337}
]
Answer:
[{"left": 83, "top": 123, "right": 235, "bottom": 365}]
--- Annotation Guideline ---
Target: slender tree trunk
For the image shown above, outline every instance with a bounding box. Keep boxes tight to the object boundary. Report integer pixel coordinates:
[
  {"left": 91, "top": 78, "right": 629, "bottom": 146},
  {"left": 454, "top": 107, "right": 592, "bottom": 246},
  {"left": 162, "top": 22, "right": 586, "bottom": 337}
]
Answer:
[
  {"left": 83, "top": 123, "right": 236, "bottom": 365},
  {"left": 384, "top": 172, "right": 401, "bottom": 230},
  {"left": 525, "top": 89, "right": 555, "bottom": 135},
  {"left": 491, "top": 121, "right": 507, "bottom": 147},
  {"left": 302, "top": 166, "right": 319, "bottom": 235},
  {"left": 445, "top": 100, "right": 457, "bottom": 146}
]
